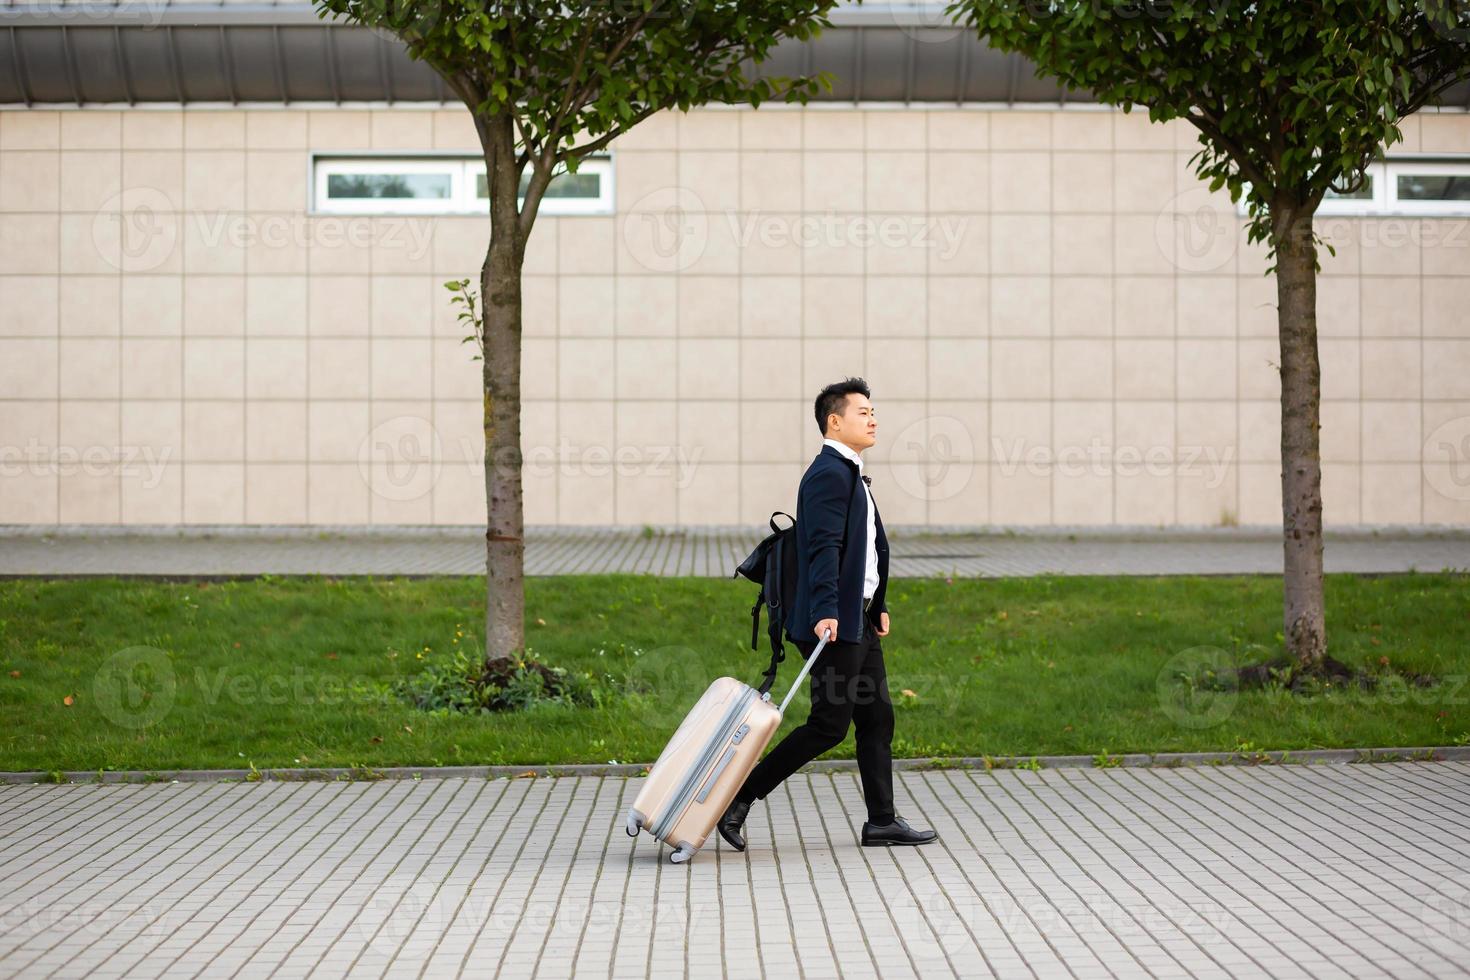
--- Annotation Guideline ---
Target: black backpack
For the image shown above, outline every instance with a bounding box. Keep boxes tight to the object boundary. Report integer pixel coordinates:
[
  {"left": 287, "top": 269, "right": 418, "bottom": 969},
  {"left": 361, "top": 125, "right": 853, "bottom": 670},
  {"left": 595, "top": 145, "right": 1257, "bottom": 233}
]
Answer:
[{"left": 732, "top": 511, "right": 800, "bottom": 695}]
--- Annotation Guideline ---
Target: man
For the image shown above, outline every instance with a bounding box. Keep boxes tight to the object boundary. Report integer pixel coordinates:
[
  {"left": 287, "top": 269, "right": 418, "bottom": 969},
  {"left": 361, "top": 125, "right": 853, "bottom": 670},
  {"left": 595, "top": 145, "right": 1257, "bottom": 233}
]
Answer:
[{"left": 718, "top": 377, "right": 938, "bottom": 849}]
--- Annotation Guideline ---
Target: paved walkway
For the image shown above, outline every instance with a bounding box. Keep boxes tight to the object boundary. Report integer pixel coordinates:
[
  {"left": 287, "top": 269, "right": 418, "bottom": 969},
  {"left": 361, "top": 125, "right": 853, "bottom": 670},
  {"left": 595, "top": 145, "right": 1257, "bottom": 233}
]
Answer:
[
  {"left": 3, "top": 525, "right": 1469, "bottom": 578},
  {"left": 1, "top": 762, "right": 1467, "bottom": 979}
]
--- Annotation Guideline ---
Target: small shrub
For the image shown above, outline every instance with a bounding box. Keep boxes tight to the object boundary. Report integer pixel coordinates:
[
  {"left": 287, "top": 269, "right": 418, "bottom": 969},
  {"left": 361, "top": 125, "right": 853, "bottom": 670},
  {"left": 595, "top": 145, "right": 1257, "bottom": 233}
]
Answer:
[{"left": 395, "top": 647, "right": 612, "bottom": 715}]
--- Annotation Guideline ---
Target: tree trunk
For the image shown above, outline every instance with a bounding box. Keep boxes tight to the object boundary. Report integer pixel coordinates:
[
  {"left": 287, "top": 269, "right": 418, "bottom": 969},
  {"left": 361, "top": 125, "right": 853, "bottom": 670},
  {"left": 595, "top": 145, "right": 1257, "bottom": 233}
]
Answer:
[
  {"left": 479, "top": 114, "right": 527, "bottom": 667},
  {"left": 1271, "top": 201, "right": 1327, "bottom": 670}
]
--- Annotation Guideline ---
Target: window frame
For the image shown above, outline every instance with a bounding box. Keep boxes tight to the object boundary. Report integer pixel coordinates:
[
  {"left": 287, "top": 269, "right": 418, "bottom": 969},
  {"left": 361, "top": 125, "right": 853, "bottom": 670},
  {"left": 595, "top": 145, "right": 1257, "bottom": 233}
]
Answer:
[
  {"left": 311, "top": 153, "right": 615, "bottom": 216},
  {"left": 1236, "top": 157, "right": 1470, "bottom": 218}
]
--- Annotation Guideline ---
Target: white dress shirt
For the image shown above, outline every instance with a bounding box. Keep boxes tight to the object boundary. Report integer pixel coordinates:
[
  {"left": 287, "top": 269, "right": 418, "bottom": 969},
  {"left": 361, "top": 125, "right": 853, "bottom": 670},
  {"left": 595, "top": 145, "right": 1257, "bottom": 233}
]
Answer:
[{"left": 822, "top": 437, "right": 880, "bottom": 600}]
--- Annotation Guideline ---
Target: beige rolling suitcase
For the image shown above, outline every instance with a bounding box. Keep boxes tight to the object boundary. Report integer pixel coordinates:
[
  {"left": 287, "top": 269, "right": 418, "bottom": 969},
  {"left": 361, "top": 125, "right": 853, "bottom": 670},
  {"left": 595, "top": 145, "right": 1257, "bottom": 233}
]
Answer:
[{"left": 625, "top": 628, "right": 833, "bottom": 863}]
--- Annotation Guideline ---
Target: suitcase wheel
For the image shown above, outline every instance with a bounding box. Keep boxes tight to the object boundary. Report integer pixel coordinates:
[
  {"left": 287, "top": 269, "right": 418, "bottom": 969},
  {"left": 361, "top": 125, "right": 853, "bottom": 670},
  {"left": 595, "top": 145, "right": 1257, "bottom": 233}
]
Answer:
[
  {"left": 625, "top": 812, "right": 642, "bottom": 838},
  {"left": 669, "top": 843, "right": 697, "bottom": 864}
]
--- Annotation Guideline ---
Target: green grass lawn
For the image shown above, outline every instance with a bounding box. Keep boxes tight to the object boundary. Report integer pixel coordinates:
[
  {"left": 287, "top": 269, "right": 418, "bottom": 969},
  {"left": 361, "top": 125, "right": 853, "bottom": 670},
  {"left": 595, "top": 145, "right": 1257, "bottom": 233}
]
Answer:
[{"left": 2, "top": 573, "right": 1467, "bottom": 772}]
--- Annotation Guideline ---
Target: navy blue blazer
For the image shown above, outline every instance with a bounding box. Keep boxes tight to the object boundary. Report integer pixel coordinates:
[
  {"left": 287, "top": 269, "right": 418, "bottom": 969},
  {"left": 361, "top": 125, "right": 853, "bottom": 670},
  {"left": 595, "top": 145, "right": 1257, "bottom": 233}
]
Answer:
[{"left": 784, "top": 444, "right": 890, "bottom": 646}]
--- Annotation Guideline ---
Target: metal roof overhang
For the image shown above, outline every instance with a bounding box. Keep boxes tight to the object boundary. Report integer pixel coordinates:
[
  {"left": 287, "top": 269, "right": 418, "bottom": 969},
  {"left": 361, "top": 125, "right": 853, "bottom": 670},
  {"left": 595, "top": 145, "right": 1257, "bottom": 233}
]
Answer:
[
  {"left": 2, "top": 2, "right": 1466, "bottom": 109},
  {"left": 0, "top": 1, "right": 1094, "bottom": 106}
]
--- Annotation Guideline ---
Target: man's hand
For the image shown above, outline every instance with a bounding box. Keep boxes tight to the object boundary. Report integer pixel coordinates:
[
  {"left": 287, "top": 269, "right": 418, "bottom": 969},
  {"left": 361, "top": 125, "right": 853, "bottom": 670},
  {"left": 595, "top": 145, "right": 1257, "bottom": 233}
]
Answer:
[
  {"left": 877, "top": 611, "right": 890, "bottom": 636},
  {"left": 814, "top": 619, "right": 838, "bottom": 642}
]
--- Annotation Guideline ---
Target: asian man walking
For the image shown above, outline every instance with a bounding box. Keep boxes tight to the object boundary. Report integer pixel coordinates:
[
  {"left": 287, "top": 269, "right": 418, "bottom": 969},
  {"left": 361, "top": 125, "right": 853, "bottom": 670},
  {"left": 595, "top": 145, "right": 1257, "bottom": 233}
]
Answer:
[{"left": 717, "top": 377, "right": 938, "bottom": 850}]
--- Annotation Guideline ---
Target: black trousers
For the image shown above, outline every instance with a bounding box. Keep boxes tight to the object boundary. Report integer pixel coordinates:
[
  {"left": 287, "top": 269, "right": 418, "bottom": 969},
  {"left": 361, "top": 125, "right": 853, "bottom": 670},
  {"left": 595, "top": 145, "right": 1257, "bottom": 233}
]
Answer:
[{"left": 735, "top": 611, "right": 896, "bottom": 824}]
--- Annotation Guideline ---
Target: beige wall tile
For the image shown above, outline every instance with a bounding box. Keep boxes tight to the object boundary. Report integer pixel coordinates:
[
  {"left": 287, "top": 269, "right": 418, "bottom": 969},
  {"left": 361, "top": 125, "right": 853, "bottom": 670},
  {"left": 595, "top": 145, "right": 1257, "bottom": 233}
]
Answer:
[
  {"left": 866, "top": 152, "right": 926, "bottom": 212},
  {"left": 60, "top": 468, "right": 120, "bottom": 523},
  {"left": 990, "top": 215, "right": 1050, "bottom": 275},
  {"left": 120, "top": 338, "right": 180, "bottom": 399},
  {"left": 1051, "top": 111, "right": 1111, "bottom": 151},
  {"left": 990, "top": 112, "right": 1051, "bottom": 150},
  {"left": 245, "top": 338, "right": 307, "bottom": 399},
  {"left": 184, "top": 112, "right": 246, "bottom": 150},
  {"left": 679, "top": 110, "right": 738, "bottom": 151},
  {"left": 309, "top": 276, "right": 371, "bottom": 337},
  {"left": 1, "top": 110, "right": 61, "bottom": 150},
  {"left": 1320, "top": 401, "right": 1360, "bottom": 463},
  {"left": 864, "top": 112, "right": 925, "bottom": 151},
  {"left": 1359, "top": 339, "right": 1418, "bottom": 399},
  {"left": 244, "top": 112, "right": 307, "bottom": 150},
  {"left": 1424, "top": 279, "right": 1470, "bottom": 338},
  {"left": 1052, "top": 215, "right": 1112, "bottom": 275},
  {"left": 1052, "top": 277, "right": 1110, "bottom": 338},
  {"left": 1425, "top": 340, "right": 1470, "bottom": 399},
  {"left": 1177, "top": 340, "right": 1236, "bottom": 400},
  {"left": 245, "top": 276, "right": 308, "bottom": 337},
  {"left": 742, "top": 151, "right": 803, "bottom": 212},
  {"left": 1237, "top": 401, "right": 1279, "bottom": 463},
  {"left": 371, "top": 338, "right": 432, "bottom": 400},
  {"left": 675, "top": 399, "right": 739, "bottom": 465},
  {"left": 990, "top": 152, "right": 1051, "bottom": 213},
  {"left": 1117, "top": 400, "right": 1174, "bottom": 462},
  {"left": 307, "top": 401, "right": 371, "bottom": 463},
  {"left": 183, "top": 402, "right": 244, "bottom": 462},
  {"left": 304, "top": 462, "right": 368, "bottom": 524},
  {"left": 677, "top": 461, "right": 740, "bottom": 524},
  {"left": 740, "top": 111, "right": 801, "bottom": 151},
  {"left": 370, "top": 276, "right": 431, "bottom": 337},
  {"left": 865, "top": 276, "right": 926, "bottom": 336},
  {"left": 926, "top": 111, "right": 988, "bottom": 151},
  {"left": 929, "top": 277, "right": 987, "bottom": 337},
  {"left": 1, "top": 276, "right": 59, "bottom": 337},
  {"left": 1053, "top": 152, "right": 1112, "bottom": 213},
  {"left": 989, "top": 464, "right": 1051, "bottom": 523},
  {"left": 246, "top": 464, "right": 307, "bottom": 523},
  {"left": 1113, "top": 152, "right": 1177, "bottom": 213},
  {"left": 1237, "top": 462, "right": 1281, "bottom": 524},
  {"left": 183, "top": 338, "right": 244, "bottom": 400},
  {"left": 120, "top": 461, "right": 182, "bottom": 524},
  {"left": 59, "top": 151, "right": 120, "bottom": 213},
  {"left": 246, "top": 401, "right": 307, "bottom": 461},
  {"left": 1115, "top": 278, "right": 1173, "bottom": 337},
  {"left": 989, "top": 339, "right": 1048, "bottom": 399},
  {"left": 803, "top": 111, "right": 864, "bottom": 150},
  {"left": 60, "top": 111, "right": 120, "bottom": 150},
  {"left": 1114, "top": 468, "right": 1173, "bottom": 525},
  {"left": 675, "top": 150, "right": 740, "bottom": 214},
  {"left": 1114, "top": 339, "right": 1174, "bottom": 399},
  {"left": 1361, "top": 463, "right": 1421, "bottom": 523},
  {"left": 559, "top": 276, "right": 616, "bottom": 336},
  {"left": 308, "top": 111, "right": 371, "bottom": 150},
  {"left": 58, "top": 338, "right": 118, "bottom": 399},
  {"left": 1053, "top": 341, "right": 1112, "bottom": 399},
  {"left": 1175, "top": 278, "right": 1235, "bottom": 337},
  {"left": 369, "top": 111, "right": 433, "bottom": 150},
  {"left": 0, "top": 150, "right": 59, "bottom": 212},
  {"left": 614, "top": 339, "right": 677, "bottom": 400},
  {"left": 803, "top": 150, "right": 864, "bottom": 212},
  {"left": 432, "top": 338, "right": 481, "bottom": 400},
  {"left": 928, "top": 213, "right": 987, "bottom": 276}
]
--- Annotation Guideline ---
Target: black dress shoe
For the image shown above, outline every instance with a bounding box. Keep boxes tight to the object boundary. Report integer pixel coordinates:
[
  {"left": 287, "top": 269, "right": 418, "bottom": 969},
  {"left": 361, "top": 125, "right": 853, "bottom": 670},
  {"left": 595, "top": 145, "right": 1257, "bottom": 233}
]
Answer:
[
  {"left": 861, "top": 815, "right": 937, "bottom": 847},
  {"left": 717, "top": 799, "right": 752, "bottom": 851}
]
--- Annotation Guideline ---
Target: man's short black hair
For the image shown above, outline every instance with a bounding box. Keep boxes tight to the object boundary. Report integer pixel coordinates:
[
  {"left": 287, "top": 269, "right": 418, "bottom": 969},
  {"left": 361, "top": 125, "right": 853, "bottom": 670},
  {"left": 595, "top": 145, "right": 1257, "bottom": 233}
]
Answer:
[{"left": 814, "top": 377, "right": 872, "bottom": 436}]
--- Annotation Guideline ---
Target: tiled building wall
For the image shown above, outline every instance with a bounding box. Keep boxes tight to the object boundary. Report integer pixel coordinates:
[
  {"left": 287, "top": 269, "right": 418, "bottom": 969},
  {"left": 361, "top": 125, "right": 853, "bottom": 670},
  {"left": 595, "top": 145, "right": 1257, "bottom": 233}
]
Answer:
[{"left": 1, "top": 105, "right": 1467, "bottom": 527}]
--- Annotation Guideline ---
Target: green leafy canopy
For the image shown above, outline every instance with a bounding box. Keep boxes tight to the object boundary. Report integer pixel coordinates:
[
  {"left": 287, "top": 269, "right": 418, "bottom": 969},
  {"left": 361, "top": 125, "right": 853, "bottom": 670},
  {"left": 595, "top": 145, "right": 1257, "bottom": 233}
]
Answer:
[
  {"left": 316, "top": 0, "right": 840, "bottom": 230},
  {"left": 947, "top": 0, "right": 1470, "bottom": 246}
]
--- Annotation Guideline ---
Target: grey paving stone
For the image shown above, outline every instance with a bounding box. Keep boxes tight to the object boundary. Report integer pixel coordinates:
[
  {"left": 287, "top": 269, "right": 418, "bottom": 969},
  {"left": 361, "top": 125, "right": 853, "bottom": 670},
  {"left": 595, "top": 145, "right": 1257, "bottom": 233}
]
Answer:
[
  {"left": 1, "top": 764, "right": 1467, "bottom": 978},
  {"left": 2, "top": 524, "right": 1468, "bottom": 578}
]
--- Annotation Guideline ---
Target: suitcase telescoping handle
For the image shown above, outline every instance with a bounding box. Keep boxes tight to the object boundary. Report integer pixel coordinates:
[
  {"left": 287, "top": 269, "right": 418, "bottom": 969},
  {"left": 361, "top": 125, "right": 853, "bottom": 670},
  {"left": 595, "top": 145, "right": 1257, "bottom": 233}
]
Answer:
[{"left": 776, "top": 626, "right": 832, "bottom": 715}]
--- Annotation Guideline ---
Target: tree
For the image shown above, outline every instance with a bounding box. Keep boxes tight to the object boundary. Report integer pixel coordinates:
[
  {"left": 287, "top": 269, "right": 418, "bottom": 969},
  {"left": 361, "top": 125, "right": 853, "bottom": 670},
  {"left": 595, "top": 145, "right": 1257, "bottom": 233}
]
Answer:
[
  {"left": 948, "top": 0, "right": 1470, "bottom": 672},
  {"left": 313, "top": 0, "right": 837, "bottom": 671}
]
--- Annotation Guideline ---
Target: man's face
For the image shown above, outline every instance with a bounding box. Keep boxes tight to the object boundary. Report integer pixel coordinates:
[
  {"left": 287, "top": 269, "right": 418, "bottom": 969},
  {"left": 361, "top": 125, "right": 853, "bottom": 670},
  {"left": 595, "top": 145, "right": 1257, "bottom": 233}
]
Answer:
[{"left": 829, "top": 393, "right": 877, "bottom": 451}]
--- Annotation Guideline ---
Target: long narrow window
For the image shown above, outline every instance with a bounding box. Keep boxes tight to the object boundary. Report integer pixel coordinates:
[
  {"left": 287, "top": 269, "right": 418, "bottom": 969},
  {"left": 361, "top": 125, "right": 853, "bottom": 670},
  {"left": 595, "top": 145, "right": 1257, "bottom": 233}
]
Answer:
[
  {"left": 1240, "top": 159, "right": 1470, "bottom": 217},
  {"left": 313, "top": 156, "right": 613, "bottom": 215}
]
